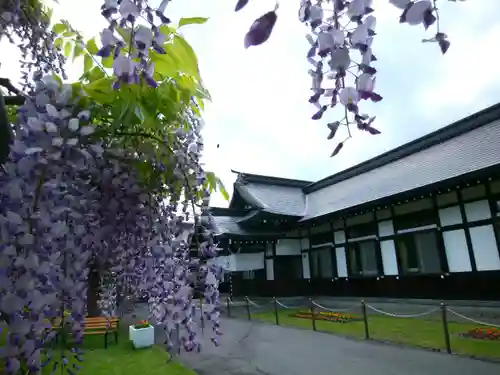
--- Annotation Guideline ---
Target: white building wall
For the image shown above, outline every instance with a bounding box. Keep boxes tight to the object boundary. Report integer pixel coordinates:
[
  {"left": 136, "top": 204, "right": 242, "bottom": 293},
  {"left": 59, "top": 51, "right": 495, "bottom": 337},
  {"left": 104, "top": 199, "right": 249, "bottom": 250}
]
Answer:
[
  {"left": 335, "top": 247, "right": 348, "bottom": 277},
  {"left": 209, "top": 253, "right": 264, "bottom": 272},
  {"left": 465, "top": 200, "right": 491, "bottom": 222},
  {"left": 443, "top": 230, "right": 472, "bottom": 272},
  {"left": 438, "top": 205, "right": 462, "bottom": 226},
  {"left": 266, "top": 258, "right": 274, "bottom": 280},
  {"left": 302, "top": 252, "right": 311, "bottom": 279},
  {"left": 469, "top": 225, "right": 500, "bottom": 271},
  {"left": 378, "top": 220, "right": 394, "bottom": 237},
  {"left": 275, "top": 239, "right": 301, "bottom": 256},
  {"left": 380, "top": 240, "right": 398, "bottom": 275}
]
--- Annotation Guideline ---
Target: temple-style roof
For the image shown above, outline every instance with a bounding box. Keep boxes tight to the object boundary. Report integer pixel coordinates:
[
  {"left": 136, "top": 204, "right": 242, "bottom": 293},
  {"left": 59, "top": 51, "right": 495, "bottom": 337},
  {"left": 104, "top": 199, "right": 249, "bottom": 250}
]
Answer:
[{"left": 212, "top": 103, "right": 500, "bottom": 233}]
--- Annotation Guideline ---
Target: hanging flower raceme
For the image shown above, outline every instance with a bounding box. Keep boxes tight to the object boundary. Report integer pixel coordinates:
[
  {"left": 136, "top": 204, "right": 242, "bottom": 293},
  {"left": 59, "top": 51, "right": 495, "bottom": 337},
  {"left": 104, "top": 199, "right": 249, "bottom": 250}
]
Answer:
[
  {"left": 0, "top": 74, "right": 103, "bottom": 373},
  {"left": 98, "top": 0, "right": 173, "bottom": 89},
  {"left": 235, "top": 0, "right": 457, "bottom": 156},
  {"left": 0, "top": 0, "right": 67, "bottom": 88}
]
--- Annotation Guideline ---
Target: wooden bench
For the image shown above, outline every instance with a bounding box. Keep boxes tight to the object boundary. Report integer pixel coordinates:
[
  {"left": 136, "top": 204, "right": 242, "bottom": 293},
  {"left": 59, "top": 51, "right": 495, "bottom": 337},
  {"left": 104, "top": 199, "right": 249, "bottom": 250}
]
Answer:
[
  {"left": 83, "top": 317, "right": 120, "bottom": 348},
  {"left": 51, "top": 316, "right": 120, "bottom": 348}
]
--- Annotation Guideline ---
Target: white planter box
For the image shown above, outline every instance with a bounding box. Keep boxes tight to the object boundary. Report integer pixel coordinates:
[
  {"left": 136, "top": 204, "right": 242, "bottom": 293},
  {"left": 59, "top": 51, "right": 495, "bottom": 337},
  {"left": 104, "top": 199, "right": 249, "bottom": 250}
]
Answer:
[{"left": 129, "top": 325, "right": 154, "bottom": 348}]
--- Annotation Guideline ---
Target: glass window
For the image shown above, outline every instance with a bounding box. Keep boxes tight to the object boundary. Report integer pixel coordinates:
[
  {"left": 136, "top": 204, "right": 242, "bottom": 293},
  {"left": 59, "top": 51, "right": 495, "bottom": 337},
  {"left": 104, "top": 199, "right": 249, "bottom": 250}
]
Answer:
[
  {"left": 310, "top": 251, "right": 320, "bottom": 278},
  {"left": 348, "top": 241, "right": 378, "bottom": 276},
  {"left": 396, "top": 231, "right": 442, "bottom": 274},
  {"left": 274, "top": 256, "right": 302, "bottom": 280},
  {"left": 310, "top": 247, "right": 333, "bottom": 278}
]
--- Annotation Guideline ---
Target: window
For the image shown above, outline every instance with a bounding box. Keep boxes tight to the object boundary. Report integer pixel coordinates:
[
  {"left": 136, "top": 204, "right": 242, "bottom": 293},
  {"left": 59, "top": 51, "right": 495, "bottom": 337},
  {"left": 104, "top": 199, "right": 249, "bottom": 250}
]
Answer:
[
  {"left": 274, "top": 256, "right": 302, "bottom": 280},
  {"left": 310, "top": 246, "right": 333, "bottom": 278},
  {"left": 347, "top": 241, "right": 379, "bottom": 276},
  {"left": 396, "top": 231, "right": 442, "bottom": 274}
]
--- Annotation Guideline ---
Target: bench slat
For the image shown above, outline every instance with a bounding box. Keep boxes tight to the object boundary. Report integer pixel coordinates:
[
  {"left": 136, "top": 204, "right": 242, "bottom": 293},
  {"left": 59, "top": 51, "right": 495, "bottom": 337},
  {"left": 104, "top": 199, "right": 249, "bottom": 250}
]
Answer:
[{"left": 83, "top": 324, "right": 118, "bottom": 329}]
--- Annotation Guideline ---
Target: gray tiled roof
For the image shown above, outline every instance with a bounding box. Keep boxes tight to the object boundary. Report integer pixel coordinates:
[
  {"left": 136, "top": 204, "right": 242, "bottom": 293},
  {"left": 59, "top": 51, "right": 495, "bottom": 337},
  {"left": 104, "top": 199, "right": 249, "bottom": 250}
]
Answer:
[
  {"left": 210, "top": 215, "right": 249, "bottom": 236},
  {"left": 302, "top": 119, "right": 500, "bottom": 220},
  {"left": 209, "top": 215, "right": 282, "bottom": 237},
  {"left": 236, "top": 183, "right": 306, "bottom": 216}
]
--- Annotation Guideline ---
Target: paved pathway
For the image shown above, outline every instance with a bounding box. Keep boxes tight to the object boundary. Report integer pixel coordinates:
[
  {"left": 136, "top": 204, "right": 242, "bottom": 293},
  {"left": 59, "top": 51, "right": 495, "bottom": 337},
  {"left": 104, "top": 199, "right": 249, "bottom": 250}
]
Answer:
[{"left": 177, "top": 317, "right": 500, "bottom": 375}]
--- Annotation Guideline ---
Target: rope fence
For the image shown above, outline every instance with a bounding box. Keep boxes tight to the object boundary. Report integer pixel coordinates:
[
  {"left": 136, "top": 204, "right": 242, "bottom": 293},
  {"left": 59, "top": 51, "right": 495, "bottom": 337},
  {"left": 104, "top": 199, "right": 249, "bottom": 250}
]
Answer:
[{"left": 223, "top": 296, "right": 500, "bottom": 356}]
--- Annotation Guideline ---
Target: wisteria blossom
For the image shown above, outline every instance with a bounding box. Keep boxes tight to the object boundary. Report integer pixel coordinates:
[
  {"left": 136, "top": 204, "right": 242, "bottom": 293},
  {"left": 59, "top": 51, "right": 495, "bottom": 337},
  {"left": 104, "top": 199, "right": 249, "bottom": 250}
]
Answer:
[
  {"left": 240, "top": 0, "right": 455, "bottom": 156},
  {"left": 1, "top": 0, "right": 221, "bottom": 373}
]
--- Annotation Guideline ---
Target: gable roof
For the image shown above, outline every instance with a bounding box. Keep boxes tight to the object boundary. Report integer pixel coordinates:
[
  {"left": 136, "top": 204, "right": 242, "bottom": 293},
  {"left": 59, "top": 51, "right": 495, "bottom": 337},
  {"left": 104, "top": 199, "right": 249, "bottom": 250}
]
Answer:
[
  {"left": 220, "top": 103, "right": 500, "bottom": 227},
  {"left": 231, "top": 170, "right": 311, "bottom": 217}
]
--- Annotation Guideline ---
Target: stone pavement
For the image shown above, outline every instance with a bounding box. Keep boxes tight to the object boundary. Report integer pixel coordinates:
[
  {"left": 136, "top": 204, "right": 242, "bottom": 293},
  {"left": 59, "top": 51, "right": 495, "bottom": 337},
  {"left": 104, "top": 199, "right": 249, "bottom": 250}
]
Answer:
[{"left": 178, "top": 317, "right": 500, "bottom": 375}]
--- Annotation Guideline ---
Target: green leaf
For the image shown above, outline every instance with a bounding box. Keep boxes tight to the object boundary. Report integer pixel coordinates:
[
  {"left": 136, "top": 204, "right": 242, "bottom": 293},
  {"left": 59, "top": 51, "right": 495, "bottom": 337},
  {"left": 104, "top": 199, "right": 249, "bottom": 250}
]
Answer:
[
  {"left": 83, "top": 77, "right": 115, "bottom": 103},
  {"left": 102, "top": 54, "right": 114, "bottom": 69},
  {"left": 83, "top": 54, "right": 93, "bottom": 73},
  {"left": 85, "top": 38, "right": 99, "bottom": 55},
  {"left": 206, "top": 172, "right": 217, "bottom": 192},
  {"left": 150, "top": 51, "right": 179, "bottom": 78},
  {"left": 87, "top": 66, "right": 106, "bottom": 82},
  {"left": 64, "top": 42, "right": 72, "bottom": 58},
  {"left": 166, "top": 36, "right": 200, "bottom": 80},
  {"left": 178, "top": 17, "right": 208, "bottom": 27},
  {"left": 217, "top": 177, "right": 230, "bottom": 201},
  {"left": 53, "top": 37, "right": 63, "bottom": 49},
  {"left": 52, "top": 23, "right": 67, "bottom": 34},
  {"left": 63, "top": 31, "right": 77, "bottom": 37},
  {"left": 159, "top": 25, "right": 175, "bottom": 37},
  {"left": 73, "top": 43, "right": 84, "bottom": 61}
]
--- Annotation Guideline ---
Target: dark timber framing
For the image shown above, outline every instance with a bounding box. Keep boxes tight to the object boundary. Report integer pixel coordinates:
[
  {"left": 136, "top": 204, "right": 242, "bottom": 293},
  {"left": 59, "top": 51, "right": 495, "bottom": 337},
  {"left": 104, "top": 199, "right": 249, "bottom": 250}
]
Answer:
[
  {"left": 211, "top": 103, "right": 500, "bottom": 300},
  {"left": 457, "top": 188, "right": 477, "bottom": 272}
]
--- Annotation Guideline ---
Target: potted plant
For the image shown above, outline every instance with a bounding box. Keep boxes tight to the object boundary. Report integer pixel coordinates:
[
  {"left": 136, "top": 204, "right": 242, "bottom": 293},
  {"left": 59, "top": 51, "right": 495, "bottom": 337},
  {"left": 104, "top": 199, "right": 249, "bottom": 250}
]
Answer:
[{"left": 129, "top": 320, "right": 154, "bottom": 348}]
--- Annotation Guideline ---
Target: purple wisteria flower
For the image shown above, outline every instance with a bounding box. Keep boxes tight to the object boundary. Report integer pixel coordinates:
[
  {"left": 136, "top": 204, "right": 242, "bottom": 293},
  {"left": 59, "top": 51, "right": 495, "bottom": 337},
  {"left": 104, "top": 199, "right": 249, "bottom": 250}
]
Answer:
[{"left": 1, "top": 0, "right": 223, "bottom": 372}]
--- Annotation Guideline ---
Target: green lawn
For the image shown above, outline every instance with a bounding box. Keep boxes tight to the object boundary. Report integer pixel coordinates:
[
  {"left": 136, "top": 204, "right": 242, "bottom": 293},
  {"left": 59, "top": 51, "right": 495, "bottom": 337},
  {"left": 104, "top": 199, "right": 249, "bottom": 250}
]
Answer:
[
  {"left": 248, "top": 309, "right": 500, "bottom": 360},
  {"left": 0, "top": 327, "right": 195, "bottom": 375}
]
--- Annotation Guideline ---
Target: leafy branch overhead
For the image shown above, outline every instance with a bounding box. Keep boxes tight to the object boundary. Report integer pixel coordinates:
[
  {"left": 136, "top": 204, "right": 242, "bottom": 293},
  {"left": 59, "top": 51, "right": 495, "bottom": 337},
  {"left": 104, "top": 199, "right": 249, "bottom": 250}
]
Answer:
[
  {"left": 0, "top": 1, "right": 225, "bottom": 373},
  {"left": 239, "top": 0, "right": 459, "bottom": 156}
]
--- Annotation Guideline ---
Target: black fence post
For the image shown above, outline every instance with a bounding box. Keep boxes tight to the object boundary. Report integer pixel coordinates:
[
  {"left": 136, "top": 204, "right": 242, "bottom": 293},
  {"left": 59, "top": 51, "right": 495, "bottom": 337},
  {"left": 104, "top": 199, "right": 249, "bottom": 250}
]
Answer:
[
  {"left": 309, "top": 298, "right": 317, "bottom": 331},
  {"left": 226, "top": 296, "right": 231, "bottom": 317},
  {"left": 273, "top": 297, "right": 279, "bottom": 325},
  {"left": 440, "top": 302, "right": 452, "bottom": 354},
  {"left": 361, "top": 300, "right": 370, "bottom": 340},
  {"left": 245, "top": 296, "right": 251, "bottom": 320}
]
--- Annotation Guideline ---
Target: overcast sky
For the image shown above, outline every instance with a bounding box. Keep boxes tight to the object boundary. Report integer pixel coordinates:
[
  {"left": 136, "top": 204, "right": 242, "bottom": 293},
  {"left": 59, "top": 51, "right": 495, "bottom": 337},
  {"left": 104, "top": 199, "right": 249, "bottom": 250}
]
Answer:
[{"left": 2, "top": 0, "right": 499, "bottom": 208}]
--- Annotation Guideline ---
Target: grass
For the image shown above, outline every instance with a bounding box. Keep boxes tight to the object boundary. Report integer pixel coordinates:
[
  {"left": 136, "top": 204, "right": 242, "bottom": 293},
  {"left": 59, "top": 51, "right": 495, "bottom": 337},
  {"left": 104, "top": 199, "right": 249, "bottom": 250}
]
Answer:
[
  {"left": 247, "top": 308, "right": 500, "bottom": 361},
  {"left": 0, "top": 327, "right": 195, "bottom": 375}
]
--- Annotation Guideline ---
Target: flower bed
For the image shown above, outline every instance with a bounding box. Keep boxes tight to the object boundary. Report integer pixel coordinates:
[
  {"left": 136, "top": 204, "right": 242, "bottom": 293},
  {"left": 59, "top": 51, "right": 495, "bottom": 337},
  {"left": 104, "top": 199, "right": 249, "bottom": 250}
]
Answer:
[
  {"left": 461, "top": 327, "right": 500, "bottom": 341},
  {"left": 292, "top": 310, "right": 360, "bottom": 323},
  {"left": 133, "top": 320, "right": 151, "bottom": 329}
]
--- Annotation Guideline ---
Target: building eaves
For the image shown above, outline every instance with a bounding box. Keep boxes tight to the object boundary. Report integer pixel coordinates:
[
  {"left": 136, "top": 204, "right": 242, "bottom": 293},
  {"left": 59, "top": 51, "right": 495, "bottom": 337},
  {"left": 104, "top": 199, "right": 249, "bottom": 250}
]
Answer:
[
  {"left": 304, "top": 102, "right": 500, "bottom": 194},
  {"left": 301, "top": 117, "right": 500, "bottom": 220}
]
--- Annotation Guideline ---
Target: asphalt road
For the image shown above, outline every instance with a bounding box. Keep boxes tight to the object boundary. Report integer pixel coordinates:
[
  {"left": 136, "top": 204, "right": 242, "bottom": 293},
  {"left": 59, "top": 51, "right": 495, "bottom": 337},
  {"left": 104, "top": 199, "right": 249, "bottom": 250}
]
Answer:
[{"left": 177, "top": 317, "right": 500, "bottom": 375}]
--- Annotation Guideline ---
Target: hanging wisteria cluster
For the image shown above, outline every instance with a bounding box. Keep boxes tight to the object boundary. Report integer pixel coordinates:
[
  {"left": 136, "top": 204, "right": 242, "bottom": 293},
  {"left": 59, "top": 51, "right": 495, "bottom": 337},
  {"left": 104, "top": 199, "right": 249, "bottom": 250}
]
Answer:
[
  {"left": 1, "top": 0, "right": 222, "bottom": 373},
  {"left": 240, "top": 0, "right": 461, "bottom": 156},
  {"left": 0, "top": 0, "right": 66, "bottom": 88}
]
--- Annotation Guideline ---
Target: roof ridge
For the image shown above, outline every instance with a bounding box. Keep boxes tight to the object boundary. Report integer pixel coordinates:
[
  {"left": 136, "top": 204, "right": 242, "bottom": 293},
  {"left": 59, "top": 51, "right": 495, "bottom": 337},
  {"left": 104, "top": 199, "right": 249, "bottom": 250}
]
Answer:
[{"left": 305, "top": 102, "right": 500, "bottom": 193}]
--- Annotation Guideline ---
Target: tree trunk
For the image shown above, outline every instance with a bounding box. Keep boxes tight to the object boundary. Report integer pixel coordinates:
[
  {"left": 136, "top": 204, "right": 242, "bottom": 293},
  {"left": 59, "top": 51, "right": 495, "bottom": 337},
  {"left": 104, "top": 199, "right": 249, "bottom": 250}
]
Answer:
[{"left": 86, "top": 263, "right": 101, "bottom": 317}]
